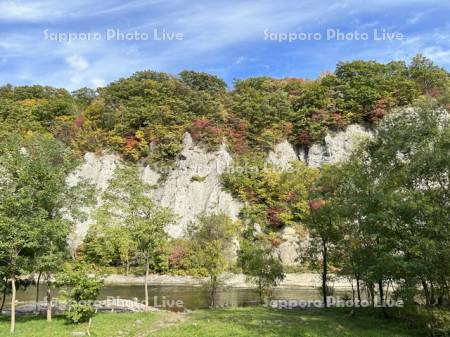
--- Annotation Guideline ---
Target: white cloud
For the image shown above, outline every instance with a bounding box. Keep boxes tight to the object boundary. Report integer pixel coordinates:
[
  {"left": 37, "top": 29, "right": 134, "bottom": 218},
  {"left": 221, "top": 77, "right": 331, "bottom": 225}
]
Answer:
[
  {"left": 407, "top": 10, "right": 432, "bottom": 25},
  {"left": 235, "top": 56, "right": 259, "bottom": 65},
  {"left": 91, "top": 77, "right": 106, "bottom": 88},
  {"left": 66, "top": 55, "right": 89, "bottom": 72},
  {"left": 0, "top": 1, "right": 46, "bottom": 21},
  {"left": 422, "top": 46, "right": 450, "bottom": 65},
  {"left": 0, "top": 0, "right": 448, "bottom": 89}
]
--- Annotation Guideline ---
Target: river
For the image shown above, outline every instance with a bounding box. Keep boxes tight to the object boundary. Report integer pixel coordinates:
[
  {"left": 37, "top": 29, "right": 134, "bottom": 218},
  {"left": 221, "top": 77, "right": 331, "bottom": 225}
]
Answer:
[{"left": 5, "top": 284, "right": 355, "bottom": 310}]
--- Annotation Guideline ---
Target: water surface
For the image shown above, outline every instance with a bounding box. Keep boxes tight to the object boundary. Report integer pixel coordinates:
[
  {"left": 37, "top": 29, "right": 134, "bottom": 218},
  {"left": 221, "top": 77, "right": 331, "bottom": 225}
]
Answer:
[{"left": 7, "top": 284, "right": 355, "bottom": 310}]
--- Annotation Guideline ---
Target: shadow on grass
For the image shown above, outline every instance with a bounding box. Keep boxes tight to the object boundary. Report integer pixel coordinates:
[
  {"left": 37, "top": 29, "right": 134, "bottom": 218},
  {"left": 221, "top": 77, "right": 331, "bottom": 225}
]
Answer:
[{"left": 0, "top": 314, "right": 83, "bottom": 328}]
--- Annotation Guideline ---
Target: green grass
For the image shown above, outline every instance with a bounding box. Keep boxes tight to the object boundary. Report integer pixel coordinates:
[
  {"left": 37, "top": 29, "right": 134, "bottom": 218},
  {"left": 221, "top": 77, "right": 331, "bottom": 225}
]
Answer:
[
  {"left": 0, "top": 312, "right": 162, "bottom": 337},
  {"left": 157, "top": 307, "right": 423, "bottom": 337},
  {"left": 0, "top": 307, "right": 426, "bottom": 337}
]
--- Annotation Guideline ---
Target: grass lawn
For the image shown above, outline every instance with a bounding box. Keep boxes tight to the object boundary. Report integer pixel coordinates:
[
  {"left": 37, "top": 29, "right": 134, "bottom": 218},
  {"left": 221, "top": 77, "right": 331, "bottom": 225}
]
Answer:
[
  {"left": 0, "top": 307, "right": 425, "bottom": 337},
  {"left": 0, "top": 312, "right": 163, "bottom": 337}
]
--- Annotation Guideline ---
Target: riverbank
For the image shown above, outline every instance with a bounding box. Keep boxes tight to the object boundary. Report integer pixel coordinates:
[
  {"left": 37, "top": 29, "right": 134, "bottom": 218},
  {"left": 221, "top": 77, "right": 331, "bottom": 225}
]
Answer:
[
  {"left": 3, "top": 274, "right": 358, "bottom": 313},
  {"left": 103, "top": 273, "right": 354, "bottom": 289},
  {"left": 0, "top": 307, "right": 426, "bottom": 337}
]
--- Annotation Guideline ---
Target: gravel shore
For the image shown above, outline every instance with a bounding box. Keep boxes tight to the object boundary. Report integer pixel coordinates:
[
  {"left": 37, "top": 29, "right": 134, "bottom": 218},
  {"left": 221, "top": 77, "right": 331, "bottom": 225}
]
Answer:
[{"left": 103, "top": 273, "right": 354, "bottom": 289}]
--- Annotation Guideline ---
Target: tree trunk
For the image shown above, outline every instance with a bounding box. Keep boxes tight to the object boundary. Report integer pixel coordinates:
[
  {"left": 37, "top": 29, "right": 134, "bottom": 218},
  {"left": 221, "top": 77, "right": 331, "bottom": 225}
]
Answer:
[
  {"left": 0, "top": 281, "right": 6, "bottom": 313},
  {"left": 144, "top": 260, "right": 149, "bottom": 311},
  {"left": 322, "top": 242, "right": 328, "bottom": 308},
  {"left": 258, "top": 279, "right": 263, "bottom": 304},
  {"left": 35, "top": 271, "right": 42, "bottom": 314},
  {"left": 385, "top": 280, "right": 391, "bottom": 302},
  {"left": 46, "top": 274, "right": 52, "bottom": 322},
  {"left": 10, "top": 276, "right": 16, "bottom": 334},
  {"left": 430, "top": 281, "right": 435, "bottom": 306},
  {"left": 368, "top": 283, "right": 375, "bottom": 307},
  {"left": 378, "top": 280, "right": 384, "bottom": 304},
  {"left": 351, "top": 279, "right": 356, "bottom": 308},
  {"left": 356, "top": 277, "right": 361, "bottom": 303},
  {"left": 422, "top": 280, "right": 431, "bottom": 306},
  {"left": 210, "top": 275, "right": 217, "bottom": 308},
  {"left": 125, "top": 258, "right": 129, "bottom": 276},
  {"left": 378, "top": 280, "right": 388, "bottom": 318}
]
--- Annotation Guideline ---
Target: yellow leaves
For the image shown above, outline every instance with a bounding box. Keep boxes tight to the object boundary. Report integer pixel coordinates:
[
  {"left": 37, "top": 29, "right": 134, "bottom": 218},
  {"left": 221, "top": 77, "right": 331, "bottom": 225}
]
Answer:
[
  {"left": 84, "top": 98, "right": 107, "bottom": 120},
  {"left": 24, "top": 130, "right": 34, "bottom": 140},
  {"left": 223, "top": 157, "right": 320, "bottom": 229},
  {"left": 19, "top": 98, "right": 47, "bottom": 107}
]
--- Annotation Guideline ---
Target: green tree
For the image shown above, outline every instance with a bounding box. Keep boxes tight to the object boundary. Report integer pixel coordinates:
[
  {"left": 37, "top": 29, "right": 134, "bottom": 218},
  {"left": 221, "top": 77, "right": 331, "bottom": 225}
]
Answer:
[
  {"left": 179, "top": 70, "right": 227, "bottom": 94},
  {"left": 55, "top": 263, "right": 103, "bottom": 330},
  {"left": 335, "top": 60, "right": 418, "bottom": 122},
  {"left": 239, "top": 240, "right": 285, "bottom": 304},
  {"left": 0, "top": 134, "right": 89, "bottom": 332},
  {"left": 83, "top": 207, "right": 137, "bottom": 275},
  {"left": 188, "top": 213, "right": 239, "bottom": 307},
  {"left": 98, "top": 164, "right": 175, "bottom": 310},
  {"left": 409, "top": 54, "right": 449, "bottom": 95},
  {"left": 301, "top": 165, "right": 343, "bottom": 308},
  {"left": 333, "top": 102, "right": 449, "bottom": 322}
]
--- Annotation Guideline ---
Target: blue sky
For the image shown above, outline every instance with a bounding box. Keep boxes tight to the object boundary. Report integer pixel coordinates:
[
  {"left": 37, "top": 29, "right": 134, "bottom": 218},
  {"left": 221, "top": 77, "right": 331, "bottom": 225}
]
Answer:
[{"left": 0, "top": 0, "right": 449, "bottom": 90}]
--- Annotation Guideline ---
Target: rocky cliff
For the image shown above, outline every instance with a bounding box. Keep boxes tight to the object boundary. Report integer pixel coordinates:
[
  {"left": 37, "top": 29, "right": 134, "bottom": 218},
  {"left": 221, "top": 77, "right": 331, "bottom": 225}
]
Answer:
[{"left": 69, "top": 124, "right": 373, "bottom": 261}]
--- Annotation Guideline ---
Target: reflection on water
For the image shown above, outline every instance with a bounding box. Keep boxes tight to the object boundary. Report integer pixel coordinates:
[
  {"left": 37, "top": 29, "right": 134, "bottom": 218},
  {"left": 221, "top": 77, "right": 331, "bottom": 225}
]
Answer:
[{"left": 8, "top": 284, "right": 354, "bottom": 310}]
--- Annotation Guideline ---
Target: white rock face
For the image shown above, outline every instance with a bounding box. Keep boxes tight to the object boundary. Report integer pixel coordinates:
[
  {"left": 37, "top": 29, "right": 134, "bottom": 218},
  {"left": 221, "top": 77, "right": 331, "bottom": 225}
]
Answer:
[
  {"left": 307, "top": 124, "right": 373, "bottom": 167},
  {"left": 69, "top": 134, "right": 242, "bottom": 246},
  {"left": 275, "top": 227, "right": 300, "bottom": 266},
  {"left": 66, "top": 153, "right": 120, "bottom": 252},
  {"left": 148, "top": 133, "right": 242, "bottom": 238},
  {"left": 265, "top": 124, "right": 373, "bottom": 264},
  {"left": 68, "top": 126, "right": 371, "bottom": 263},
  {"left": 266, "top": 140, "right": 298, "bottom": 170},
  {"left": 67, "top": 152, "right": 120, "bottom": 190}
]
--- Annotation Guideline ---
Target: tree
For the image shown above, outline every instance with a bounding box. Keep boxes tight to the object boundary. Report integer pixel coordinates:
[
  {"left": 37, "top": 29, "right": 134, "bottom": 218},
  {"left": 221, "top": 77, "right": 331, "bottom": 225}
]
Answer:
[
  {"left": 98, "top": 164, "right": 175, "bottom": 310},
  {"left": 0, "top": 134, "right": 88, "bottom": 332},
  {"left": 179, "top": 70, "right": 227, "bottom": 94},
  {"left": 83, "top": 208, "right": 137, "bottom": 275},
  {"left": 362, "top": 103, "right": 449, "bottom": 308},
  {"left": 71, "top": 87, "right": 97, "bottom": 106},
  {"left": 334, "top": 146, "right": 405, "bottom": 316},
  {"left": 0, "top": 268, "right": 9, "bottom": 313},
  {"left": 335, "top": 60, "right": 418, "bottom": 122},
  {"left": 110, "top": 225, "right": 136, "bottom": 276},
  {"left": 231, "top": 77, "right": 293, "bottom": 148},
  {"left": 239, "top": 240, "right": 285, "bottom": 304},
  {"left": 55, "top": 263, "right": 103, "bottom": 333},
  {"left": 222, "top": 159, "right": 319, "bottom": 231},
  {"left": 409, "top": 54, "right": 449, "bottom": 95},
  {"left": 301, "top": 165, "right": 342, "bottom": 308},
  {"left": 332, "top": 102, "right": 449, "bottom": 322},
  {"left": 188, "top": 213, "right": 239, "bottom": 307}
]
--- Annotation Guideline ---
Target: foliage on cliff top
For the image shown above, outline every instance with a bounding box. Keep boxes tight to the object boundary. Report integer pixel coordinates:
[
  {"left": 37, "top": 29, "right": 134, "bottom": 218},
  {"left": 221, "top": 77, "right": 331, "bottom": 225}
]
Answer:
[{"left": 0, "top": 54, "right": 448, "bottom": 163}]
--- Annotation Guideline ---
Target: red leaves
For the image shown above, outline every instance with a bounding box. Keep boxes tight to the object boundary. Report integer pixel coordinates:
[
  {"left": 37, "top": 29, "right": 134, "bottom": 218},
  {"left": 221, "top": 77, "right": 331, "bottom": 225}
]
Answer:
[
  {"left": 226, "top": 117, "right": 249, "bottom": 155},
  {"left": 309, "top": 199, "right": 325, "bottom": 211},
  {"left": 168, "top": 245, "right": 190, "bottom": 269},
  {"left": 74, "top": 115, "right": 85, "bottom": 129},
  {"left": 311, "top": 109, "right": 328, "bottom": 123},
  {"left": 332, "top": 112, "right": 346, "bottom": 128},
  {"left": 125, "top": 137, "right": 139, "bottom": 149},
  {"left": 298, "top": 130, "right": 312, "bottom": 146},
  {"left": 124, "top": 132, "right": 143, "bottom": 149},
  {"left": 371, "top": 99, "right": 388, "bottom": 124},
  {"left": 244, "top": 187, "right": 257, "bottom": 201},
  {"left": 270, "top": 237, "right": 282, "bottom": 248},
  {"left": 267, "top": 207, "right": 285, "bottom": 228},
  {"left": 189, "top": 118, "right": 223, "bottom": 143},
  {"left": 192, "top": 118, "right": 210, "bottom": 129}
]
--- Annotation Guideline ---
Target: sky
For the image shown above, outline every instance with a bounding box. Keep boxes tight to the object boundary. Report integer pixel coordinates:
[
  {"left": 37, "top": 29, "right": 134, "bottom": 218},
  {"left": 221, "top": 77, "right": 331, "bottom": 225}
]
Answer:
[{"left": 0, "top": 0, "right": 449, "bottom": 90}]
